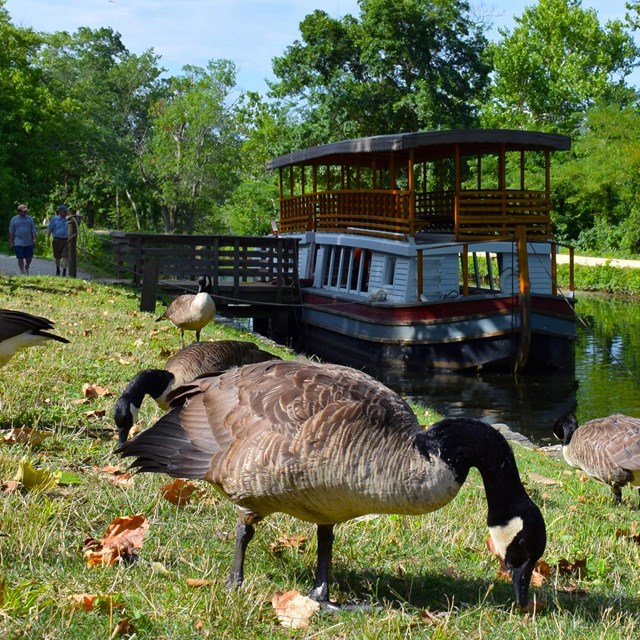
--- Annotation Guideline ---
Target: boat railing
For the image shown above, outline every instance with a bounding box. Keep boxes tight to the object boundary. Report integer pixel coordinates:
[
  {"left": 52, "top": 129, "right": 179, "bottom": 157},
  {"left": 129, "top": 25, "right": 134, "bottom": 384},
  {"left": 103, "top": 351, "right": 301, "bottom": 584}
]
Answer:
[
  {"left": 280, "top": 188, "right": 552, "bottom": 241},
  {"left": 415, "top": 236, "right": 574, "bottom": 300}
]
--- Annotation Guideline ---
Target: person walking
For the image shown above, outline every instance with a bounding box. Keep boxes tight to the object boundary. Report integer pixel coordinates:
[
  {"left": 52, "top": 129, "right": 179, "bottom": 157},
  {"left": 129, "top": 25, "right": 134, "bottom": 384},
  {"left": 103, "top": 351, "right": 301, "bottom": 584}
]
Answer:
[
  {"left": 8, "top": 204, "right": 37, "bottom": 275},
  {"left": 47, "top": 204, "right": 70, "bottom": 276}
]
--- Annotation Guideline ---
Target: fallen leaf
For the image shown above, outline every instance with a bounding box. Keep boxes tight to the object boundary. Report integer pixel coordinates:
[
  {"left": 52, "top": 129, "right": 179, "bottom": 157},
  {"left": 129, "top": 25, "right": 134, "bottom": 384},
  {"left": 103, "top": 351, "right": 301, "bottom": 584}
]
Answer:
[
  {"left": 159, "top": 348, "right": 173, "bottom": 358},
  {"left": 100, "top": 466, "right": 133, "bottom": 487},
  {"left": 112, "top": 617, "right": 135, "bottom": 637},
  {"left": 14, "top": 457, "right": 62, "bottom": 491},
  {"left": 269, "top": 534, "right": 308, "bottom": 555},
  {"left": 82, "top": 383, "right": 113, "bottom": 398},
  {"left": 1, "top": 480, "right": 21, "bottom": 493},
  {"left": 83, "top": 409, "right": 106, "bottom": 419},
  {"left": 187, "top": 578, "right": 213, "bottom": 588},
  {"left": 72, "top": 398, "right": 90, "bottom": 405},
  {"left": 69, "top": 593, "right": 99, "bottom": 611},
  {"left": 272, "top": 590, "right": 319, "bottom": 629},
  {"left": 528, "top": 472, "right": 561, "bottom": 486},
  {"left": 556, "top": 557, "right": 587, "bottom": 578},
  {"left": 3, "top": 427, "right": 51, "bottom": 446},
  {"left": 161, "top": 479, "right": 204, "bottom": 506},
  {"left": 84, "top": 514, "right": 149, "bottom": 567},
  {"left": 521, "top": 597, "right": 547, "bottom": 614}
]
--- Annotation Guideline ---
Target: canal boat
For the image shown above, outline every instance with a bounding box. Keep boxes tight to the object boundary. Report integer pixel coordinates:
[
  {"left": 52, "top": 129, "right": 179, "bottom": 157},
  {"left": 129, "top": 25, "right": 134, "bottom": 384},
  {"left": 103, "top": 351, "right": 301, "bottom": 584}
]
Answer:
[{"left": 266, "top": 129, "right": 576, "bottom": 372}]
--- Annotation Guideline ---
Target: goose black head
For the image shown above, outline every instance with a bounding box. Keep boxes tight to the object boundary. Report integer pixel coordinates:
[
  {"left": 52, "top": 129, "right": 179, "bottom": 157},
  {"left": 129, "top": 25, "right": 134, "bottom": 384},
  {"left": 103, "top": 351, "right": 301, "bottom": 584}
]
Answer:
[
  {"left": 489, "top": 500, "right": 546, "bottom": 608},
  {"left": 553, "top": 413, "right": 578, "bottom": 444},
  {"left": 113, "top": 395, "right": 139, "bottom": 445},
  {"left": 197, "top": 275, "right": 212, "bottom": 293}
]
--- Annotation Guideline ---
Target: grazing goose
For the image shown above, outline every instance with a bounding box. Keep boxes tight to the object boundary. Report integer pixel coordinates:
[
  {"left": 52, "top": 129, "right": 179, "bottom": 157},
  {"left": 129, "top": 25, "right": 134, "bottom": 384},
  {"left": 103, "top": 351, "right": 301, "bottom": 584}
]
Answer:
[
  {"left": 118, "top": 360, "right": 546, "bottom": 608},
  {"left": 156, "top": 275, "right": 215, "bottom": 346},
  {"left": 554, "top": 413, "right": 640, "bottom": 504},
  {"left": 113, "top": 340, "right": 280, "bottom": 444},
  {"left": 0, "top": 309, "right": 69, "bottom": 367}
]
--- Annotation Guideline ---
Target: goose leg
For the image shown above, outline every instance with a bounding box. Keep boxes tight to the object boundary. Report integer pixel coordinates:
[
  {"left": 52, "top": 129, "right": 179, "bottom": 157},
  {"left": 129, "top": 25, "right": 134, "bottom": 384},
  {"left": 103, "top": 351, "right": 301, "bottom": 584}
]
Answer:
[
  {"left": 309, "top": 524, "right": 334, "bottom": 603},
  {"left": 612, "top": 485, "right": 623, "bottom": 505},
  {"left": 227, "top": 520, "right": 255, "bottom": 588}
]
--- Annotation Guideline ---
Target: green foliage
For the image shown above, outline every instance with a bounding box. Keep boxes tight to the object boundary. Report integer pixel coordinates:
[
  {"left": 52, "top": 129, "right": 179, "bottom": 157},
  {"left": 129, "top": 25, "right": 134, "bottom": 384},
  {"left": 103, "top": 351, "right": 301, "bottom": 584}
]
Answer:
[
  {"left": 557, "top": 262, "right": 640, "bottom": 294},
  {"left": 553, "top": 104, "right": 640, "bottom": 252},
  {"left": 270, "top": 0, "right": 490, "bottom": 142},
  {"left": 483, "top": 0, "right": 639, "bottom": 133},
  {"left": 140, "top": 60, "right": 244, "bottom": 233}
]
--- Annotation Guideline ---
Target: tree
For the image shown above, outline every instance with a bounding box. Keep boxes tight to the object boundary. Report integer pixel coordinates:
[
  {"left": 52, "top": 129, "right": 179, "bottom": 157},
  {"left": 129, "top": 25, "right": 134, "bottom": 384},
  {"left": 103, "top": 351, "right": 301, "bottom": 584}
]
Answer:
[
  {"left": 140, "top": 60, "right": 244, "bottom": 233},
  {"left": 269, "top": 0, "right": 490, "bottom": 142},
  {"left": 0, "top": 2, "right": 59, "bottom": 218},
  {"left": 37, "top": 27, "right": 165, "bottom": 229},
  {"left": 483, "top": 0, "right": 640, "bottom": 134},
  {"left": 553, "top": 104, "right": 640, "bottom": 253}
]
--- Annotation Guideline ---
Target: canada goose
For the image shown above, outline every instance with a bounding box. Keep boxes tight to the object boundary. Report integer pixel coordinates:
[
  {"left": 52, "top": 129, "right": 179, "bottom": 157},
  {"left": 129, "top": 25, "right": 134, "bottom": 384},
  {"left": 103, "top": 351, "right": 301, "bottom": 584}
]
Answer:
[
  {"left": 0, "top": 309, "right": 69, "bottom": 367},
  {"left": 113, "top": 340, "right": 280, "bottom": 444},
  {"left": 118, "top": 360, "right": 546, "bottom": 608},
  {"left": 156, "top": 275, "right": 215, "bottom": 346},
  {"left": 554, "top": 413, "right": 640, "bottom": 503}
]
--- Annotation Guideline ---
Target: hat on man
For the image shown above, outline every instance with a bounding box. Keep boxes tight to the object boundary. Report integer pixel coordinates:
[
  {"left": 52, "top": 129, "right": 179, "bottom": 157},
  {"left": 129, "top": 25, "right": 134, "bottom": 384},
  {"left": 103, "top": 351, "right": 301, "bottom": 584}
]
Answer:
[
  {"left": 57, "top": 204, "right": 69, "bottom": 212},
  {"left": 17, "top": 204, "right": 28, "bottom": 211}
]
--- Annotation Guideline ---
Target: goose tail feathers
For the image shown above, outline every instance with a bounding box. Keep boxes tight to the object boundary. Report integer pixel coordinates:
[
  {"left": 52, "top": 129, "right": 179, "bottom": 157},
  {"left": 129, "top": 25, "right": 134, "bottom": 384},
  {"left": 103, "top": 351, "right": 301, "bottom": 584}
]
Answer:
[{"left": 116, "top": 407, "right": 212, "bottom": 479}]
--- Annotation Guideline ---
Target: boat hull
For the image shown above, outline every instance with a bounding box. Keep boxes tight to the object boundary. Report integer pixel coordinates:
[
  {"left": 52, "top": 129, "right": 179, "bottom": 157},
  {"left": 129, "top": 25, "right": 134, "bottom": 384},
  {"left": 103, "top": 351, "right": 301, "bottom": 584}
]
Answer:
[{"left": 296, "top": 290, "right": 575, "bottom": 372}]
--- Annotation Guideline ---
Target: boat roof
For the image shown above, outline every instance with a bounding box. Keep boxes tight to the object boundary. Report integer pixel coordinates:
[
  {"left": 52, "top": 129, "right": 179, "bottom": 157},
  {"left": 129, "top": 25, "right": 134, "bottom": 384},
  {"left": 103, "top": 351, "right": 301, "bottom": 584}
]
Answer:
[{"left": 266, "top": 129, "right": 571, "bottom": 169}]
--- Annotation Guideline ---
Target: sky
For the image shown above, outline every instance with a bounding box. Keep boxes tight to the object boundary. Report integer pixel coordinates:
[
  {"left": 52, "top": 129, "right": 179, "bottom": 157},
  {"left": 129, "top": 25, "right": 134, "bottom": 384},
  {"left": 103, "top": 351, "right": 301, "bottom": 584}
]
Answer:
[{"left": 3, "top": 0, "right": 638, "bottom": 94}]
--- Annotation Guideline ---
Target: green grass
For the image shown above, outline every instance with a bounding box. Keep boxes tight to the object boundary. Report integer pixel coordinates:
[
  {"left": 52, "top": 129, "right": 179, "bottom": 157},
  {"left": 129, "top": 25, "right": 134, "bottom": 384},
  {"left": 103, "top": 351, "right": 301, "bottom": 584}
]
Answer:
[{"left": 2, "top": 275, "right": 640, "bottom": 638}]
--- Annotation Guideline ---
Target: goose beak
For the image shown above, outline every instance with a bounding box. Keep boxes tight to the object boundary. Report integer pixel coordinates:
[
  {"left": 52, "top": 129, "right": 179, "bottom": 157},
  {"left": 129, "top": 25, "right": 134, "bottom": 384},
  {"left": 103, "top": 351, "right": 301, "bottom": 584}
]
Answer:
[{"left": 510, "top": 560, "right": 534, "bottom": 608}]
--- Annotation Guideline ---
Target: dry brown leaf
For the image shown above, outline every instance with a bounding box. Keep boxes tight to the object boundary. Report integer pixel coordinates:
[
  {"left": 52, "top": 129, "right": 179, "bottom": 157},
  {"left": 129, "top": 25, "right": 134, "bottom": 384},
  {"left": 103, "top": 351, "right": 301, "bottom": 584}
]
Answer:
[
  {"left": 69, "top": 593, "right": 99, "bottom": 611},
  {"left": 83, "top": 409, "right": 106, "bottom": 419},
  {"left": 528, "top": 472, "right": 561, "bottom": 486},
  {"left": 100, "top": 466, "right": 134, "bottom": 487},
  {"left": 521, "top": 597, "right": 547, "bottom": 614},
  {"left": 269, "top": 534, "right": 308, "bottom": 555},
  {"left": 159, "top": 348, "right": 173, "bottom": 358},
  {"left": 556, "top": 557, "right": 587, "bottom": 578},
  {"left": 82, "top": 383, "right": 113, "bottom": 398},
  {"left": 272, "top": 590, "right": 319, "bottom": 629},
  {"left": 187, "top": 578, "right": 213, "bottom": 588},
  {"left": 83, "top": 514, "right": 149, "bottom": 567},
  {"left": 3, "top": 427, "right": 51, "bottom": 446},
  {"left": 72, "top": 398, "right": 90, "bottom": 405},
  {"left": 161, "top": 479, "right": 204, "bottom": 506},
  {"left": 1, "top": 480, "right": 21, "bottom": 493},
  {"left": 112, "top": 617, "right": 135, "bottom": 637}
]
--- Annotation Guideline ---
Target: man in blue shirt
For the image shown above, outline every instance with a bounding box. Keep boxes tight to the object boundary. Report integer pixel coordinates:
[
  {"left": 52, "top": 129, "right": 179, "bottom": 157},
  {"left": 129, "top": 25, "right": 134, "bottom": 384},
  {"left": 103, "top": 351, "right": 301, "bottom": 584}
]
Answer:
[
  {"left": 47, "top": 204, "right": 70, "bottom": 276},
  {"left": 8, "top": 204, "right": 37, "bottom": 275}
]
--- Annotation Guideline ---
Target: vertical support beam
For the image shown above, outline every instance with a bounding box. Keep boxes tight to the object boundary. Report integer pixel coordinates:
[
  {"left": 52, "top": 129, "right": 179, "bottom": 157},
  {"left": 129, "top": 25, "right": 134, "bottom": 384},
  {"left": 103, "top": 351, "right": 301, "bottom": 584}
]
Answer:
[
  {"left": 416, "top": 248, "right": 423, "bottom": 300},
  {"left": 551, "top": 241, "right": 557, "bottom": 295},
  {"left": 514, "top": 225, "right": 531, "bottom": 372},
  {"left": 408, "top": 148, "right": 415, "bottom": 235},
  {"left": 140, "top": 256, "right": 160, "bottom": 312},
  {"left": 520, "top": 150, "right": 525, "bottom": 190},
  {"left": 67, "top": 214, "right": 79, "bottom": 278},
  {"left": 461, "top": 243, "right": 469, "bottom": 296},
  {"left": 454, "top": 146, "right": 461, "bottom": 240}
]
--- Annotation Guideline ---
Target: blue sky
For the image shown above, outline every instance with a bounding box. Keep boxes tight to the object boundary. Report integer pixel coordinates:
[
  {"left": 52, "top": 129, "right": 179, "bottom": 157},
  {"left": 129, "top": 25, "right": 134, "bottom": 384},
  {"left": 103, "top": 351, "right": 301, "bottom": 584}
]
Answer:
[{"left": 4, "top": 0, "right": 638, "bottom": 94}]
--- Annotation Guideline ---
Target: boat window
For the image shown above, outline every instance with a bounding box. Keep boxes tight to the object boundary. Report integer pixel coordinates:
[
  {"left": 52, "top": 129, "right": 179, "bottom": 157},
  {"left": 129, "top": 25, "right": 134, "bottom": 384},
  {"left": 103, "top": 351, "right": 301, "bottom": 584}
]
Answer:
[{"left": 384, "top": 256, "right": 396, "bottom": 286}]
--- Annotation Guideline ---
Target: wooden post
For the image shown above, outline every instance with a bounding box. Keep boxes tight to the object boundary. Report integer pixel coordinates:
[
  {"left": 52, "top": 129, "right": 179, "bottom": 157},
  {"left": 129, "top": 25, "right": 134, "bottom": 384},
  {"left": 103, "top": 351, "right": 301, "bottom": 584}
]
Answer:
[
  {"left": 140, "top": 257, "right": 160, "bottom": 312},
  {"left": 514, "top": 226, "right": 531, "bottom": 372},
  {"left": 67, "top": 214, "right": 79, "bottom": 278}
]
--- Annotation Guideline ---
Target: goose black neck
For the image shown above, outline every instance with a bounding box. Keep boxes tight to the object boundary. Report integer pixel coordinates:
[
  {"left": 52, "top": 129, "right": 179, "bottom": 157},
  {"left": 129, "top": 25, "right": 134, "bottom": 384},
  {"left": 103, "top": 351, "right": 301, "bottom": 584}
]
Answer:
[
  {"left": 121, "top": 369, "right": 175, "bottom": 405},
  {"left": 416, "top": 417, "right": 529, "bottom": 523}
]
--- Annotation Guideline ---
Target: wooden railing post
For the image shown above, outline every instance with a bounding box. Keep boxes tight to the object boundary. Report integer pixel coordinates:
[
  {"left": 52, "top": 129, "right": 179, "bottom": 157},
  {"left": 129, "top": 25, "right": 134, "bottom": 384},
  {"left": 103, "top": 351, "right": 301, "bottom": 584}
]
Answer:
[{"left": 140, "top": 256, "right": 160, "bottom": 312}]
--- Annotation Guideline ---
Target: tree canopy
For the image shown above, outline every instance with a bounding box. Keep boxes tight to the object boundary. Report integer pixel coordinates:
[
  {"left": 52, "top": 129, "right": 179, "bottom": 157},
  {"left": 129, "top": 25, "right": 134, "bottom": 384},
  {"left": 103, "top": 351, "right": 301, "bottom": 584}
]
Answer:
[{"left": 270, "top": 0, "right": 491, "bottom": 142}]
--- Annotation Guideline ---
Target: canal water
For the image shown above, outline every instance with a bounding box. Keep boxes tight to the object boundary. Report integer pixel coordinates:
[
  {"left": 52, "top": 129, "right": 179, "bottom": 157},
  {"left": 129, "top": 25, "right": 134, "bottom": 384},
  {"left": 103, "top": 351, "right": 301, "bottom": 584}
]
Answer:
[{"left": 371, "top": 293, "right": 640, "bottom": 446}]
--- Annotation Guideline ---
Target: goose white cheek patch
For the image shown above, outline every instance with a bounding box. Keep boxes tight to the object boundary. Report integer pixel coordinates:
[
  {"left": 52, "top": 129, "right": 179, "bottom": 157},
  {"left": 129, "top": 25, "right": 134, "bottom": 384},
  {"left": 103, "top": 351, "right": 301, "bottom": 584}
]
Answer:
[{"left": 489, "top": 516, "right": 524, "bottom": 560}]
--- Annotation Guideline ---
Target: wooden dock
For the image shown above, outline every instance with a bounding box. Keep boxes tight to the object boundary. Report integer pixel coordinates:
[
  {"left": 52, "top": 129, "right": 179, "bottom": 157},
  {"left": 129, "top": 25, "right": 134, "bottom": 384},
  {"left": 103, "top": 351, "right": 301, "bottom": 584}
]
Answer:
[{"left": 110, "top": 233, "right": 300, "bottom": 338}]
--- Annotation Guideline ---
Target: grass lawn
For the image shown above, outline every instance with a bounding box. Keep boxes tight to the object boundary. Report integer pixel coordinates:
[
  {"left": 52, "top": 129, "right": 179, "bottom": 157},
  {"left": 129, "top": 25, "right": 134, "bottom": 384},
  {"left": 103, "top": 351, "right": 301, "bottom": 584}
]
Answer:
[{"left": 1, "top": 274, "right": 640, "bottom": 639}]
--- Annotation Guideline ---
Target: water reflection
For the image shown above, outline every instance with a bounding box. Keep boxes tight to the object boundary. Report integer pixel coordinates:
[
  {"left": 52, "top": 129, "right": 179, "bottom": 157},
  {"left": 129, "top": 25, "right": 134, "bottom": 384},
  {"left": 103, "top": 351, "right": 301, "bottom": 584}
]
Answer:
[
  {"left": 371, "top": 367, "right": 578, "bottom": 446},
  {"left": 368, "top": 294, "right": 640, "bottom": 446}
]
